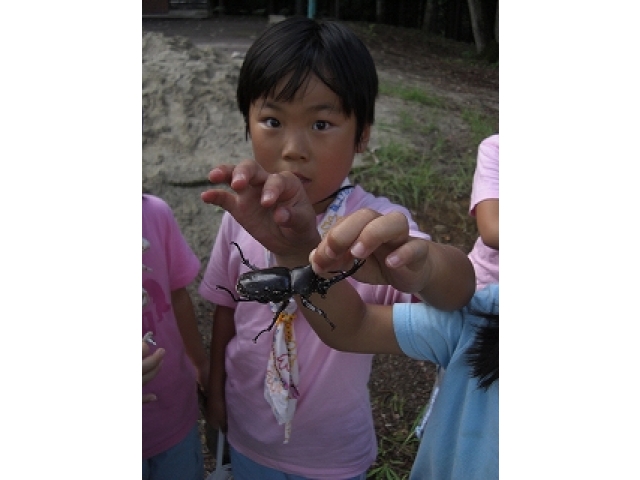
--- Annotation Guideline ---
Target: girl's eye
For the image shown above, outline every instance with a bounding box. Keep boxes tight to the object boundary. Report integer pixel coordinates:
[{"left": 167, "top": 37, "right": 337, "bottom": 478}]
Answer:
[
  {"left": 313, "top": 120, "right": 330, "bottom": 130},
  {"left": 264, "top": 118, "right": 280, "bottom": 128}
]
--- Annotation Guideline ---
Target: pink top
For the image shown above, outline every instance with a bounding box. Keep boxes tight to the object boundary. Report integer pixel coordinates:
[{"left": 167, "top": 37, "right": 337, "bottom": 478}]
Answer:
[
  {"left": 199, "top": 185, "right": 429, "bottom": 479},
  {"left": 142, "top": 195, "right": 201, "bottom": 459},
  {"left": 468, "top": 134, "right": 499, "bottom": 289}
]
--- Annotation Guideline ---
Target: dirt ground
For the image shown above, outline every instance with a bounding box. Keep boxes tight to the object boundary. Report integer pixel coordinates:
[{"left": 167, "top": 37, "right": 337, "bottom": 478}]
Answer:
[{"left": 142, "top": 15, "right": 498, "bottom": 475}]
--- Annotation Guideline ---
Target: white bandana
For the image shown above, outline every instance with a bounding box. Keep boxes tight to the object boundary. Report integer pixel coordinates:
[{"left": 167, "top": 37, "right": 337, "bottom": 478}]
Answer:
[{"left": 263, "top": 180, "right": 354, "bottom": 443}]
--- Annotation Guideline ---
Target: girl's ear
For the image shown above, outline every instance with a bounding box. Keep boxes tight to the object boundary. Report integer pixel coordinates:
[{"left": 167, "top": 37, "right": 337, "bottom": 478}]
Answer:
[{"left": 355, "top": 124, "right": 371, "bottom": 153}]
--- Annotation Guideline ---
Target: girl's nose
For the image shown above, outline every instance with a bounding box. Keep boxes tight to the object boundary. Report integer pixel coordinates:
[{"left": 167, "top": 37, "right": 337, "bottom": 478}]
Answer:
[{"left": 281, "top": 129, "right": 309, "bottom": 162}]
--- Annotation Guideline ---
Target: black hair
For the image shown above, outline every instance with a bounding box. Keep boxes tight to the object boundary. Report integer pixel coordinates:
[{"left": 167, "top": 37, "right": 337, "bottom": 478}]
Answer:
[
  {"left": 466, "top": 311, "right": 499, "bottom": 390},
  {"left": 237, "top": 16, "right": 378, "bottom": 147}
]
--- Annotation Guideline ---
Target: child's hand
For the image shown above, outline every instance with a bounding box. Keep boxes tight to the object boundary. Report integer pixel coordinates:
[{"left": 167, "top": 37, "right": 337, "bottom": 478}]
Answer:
[
  {"left": 142, "top": 342, "right": 165, "bottom": 403},
  {"left": 196, "top": 361, "right": 210, "bottom": 394},
  {"left": 201, "top": 160, "right": 319, "bottom": 259},
  {"left": 309, "top": 209, "right": 431, "bottom": 294},
  {"left": 205, "top": 389, "right": 228, "bottom": 433}
]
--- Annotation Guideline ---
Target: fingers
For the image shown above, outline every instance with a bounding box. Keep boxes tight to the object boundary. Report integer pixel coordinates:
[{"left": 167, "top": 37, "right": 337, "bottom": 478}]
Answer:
[
  {"left": 202, "top": 162, "right": 306, "bottom": 214},
  {"left": 142, "top": 345, "right": 164, "bottom": 402},
  {"left": 143, "top": 393, "right": 157, "bottom": 404},
  {"left": 206, "top": 163, "right": 236, "bottom": 186},
  {"left": 348, "top": 211, "right": 410, "bottom": 260},
  {"left": 142, "top": 341, "right": 151, "bottom": 358},
  {"left": 261, "top": 171, "right": 302, "bottom": 205},
  {"left": 311, "top": 210, "right": 410, "bottom": 271},
  {"left": 142, "top": 347, "right": 165, "bottom": 386},
  {"left": 206, "top": 161, "right": 267, "bottom": 190},
  {"left": 265, "top": 172, "right": 316, "bottom": 233},
  {"left": 383, "top": 237, "right": 429, "bottom": 270},
  {"left": 201, "top": 161, "right": 264, "bottom": 208}
]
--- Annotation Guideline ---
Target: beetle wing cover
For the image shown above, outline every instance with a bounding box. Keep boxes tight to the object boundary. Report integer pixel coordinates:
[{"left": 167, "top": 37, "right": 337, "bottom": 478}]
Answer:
[{"left": 237, "top": 269, "right": 291, "bottom": 302}]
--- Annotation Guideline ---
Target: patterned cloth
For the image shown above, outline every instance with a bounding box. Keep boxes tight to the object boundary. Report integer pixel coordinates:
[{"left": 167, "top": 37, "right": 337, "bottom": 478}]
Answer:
[{"left": 264, "top": 181, "right": 353, "bottom": 443}]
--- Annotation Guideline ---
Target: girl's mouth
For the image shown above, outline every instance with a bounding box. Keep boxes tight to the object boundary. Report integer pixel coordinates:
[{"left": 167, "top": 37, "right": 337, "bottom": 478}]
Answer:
[{"left": 293, "top": 173, "right": 311, "bottom": 185}]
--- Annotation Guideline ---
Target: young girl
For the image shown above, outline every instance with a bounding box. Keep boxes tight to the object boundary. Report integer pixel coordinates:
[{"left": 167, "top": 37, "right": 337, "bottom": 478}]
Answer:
[
  {"left": 198, "top": 16, "right": 476, "bottom": 479},
  {"left": 422, "top": 133, "right": 500, "bottom": 437},
  {"left": 305, "top": 208, "right": 498, "bottom": 480},
  {"left": 142, "top": 194, "right": 209, "bottom": 480},
  {"left": 468, "top": 133, "right": 499, "bottom": 289}
]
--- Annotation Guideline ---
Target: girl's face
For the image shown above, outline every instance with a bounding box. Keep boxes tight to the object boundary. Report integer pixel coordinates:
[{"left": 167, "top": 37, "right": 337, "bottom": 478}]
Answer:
[{"left": 248, "top": 74, "right": 370, "bottom": 214}]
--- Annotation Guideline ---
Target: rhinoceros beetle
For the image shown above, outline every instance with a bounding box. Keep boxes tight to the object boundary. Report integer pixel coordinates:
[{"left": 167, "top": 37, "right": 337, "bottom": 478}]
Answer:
[{"left": 217, "top": 241, "right": 365, "bottom": 342}]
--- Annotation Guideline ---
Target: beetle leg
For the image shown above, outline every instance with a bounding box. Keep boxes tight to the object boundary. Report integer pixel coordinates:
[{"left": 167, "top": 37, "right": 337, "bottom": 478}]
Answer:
[
  {"left": 300, "top": 296, "right": 336, "bottom": 331},
  {"left": 216, "top": 284, "right": 248, "bottom": 302},
  {"left": 253, "top": 299, "right": 290, "bottom": 343},
  {"left": 230, "top": 241, "right": 260, "bottom": 271},
  {"left": 317, "top": 258, "right": 366, "bottom": 295}
]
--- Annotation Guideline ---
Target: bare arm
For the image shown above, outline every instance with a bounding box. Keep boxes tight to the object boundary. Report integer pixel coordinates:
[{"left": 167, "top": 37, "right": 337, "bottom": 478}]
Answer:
[
  {"left": 205, "top": 305, "right": 236, "bottom": 433},
  {"left": 172, "top": 287, "right": 209, "bottom": 390},
  {"left": 475, "top": 198, "right": 499, "bottom": 249},
  {"left": 309, "top": 209, "right": 475, "bottom": 311},
  {"left": 412, "top": 240, "right": 477, "bottom": 310},
  {"left": 297, "top": 279, "right": 402, "bottom": 354}
]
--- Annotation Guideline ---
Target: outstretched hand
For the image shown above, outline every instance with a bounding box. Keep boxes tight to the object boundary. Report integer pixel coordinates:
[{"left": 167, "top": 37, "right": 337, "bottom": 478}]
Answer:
[
  {"left": 142, "top": 341, "right": 165, "bottom": 403},
  {"left": 201, "top": 161, "right": 319, "bottom": 258},
  {"left": 309, "top": 209, "right": 431, "bottom": 295}
]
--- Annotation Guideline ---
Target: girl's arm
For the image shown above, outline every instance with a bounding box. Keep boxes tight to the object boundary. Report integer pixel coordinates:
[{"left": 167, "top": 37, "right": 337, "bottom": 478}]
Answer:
[
  {"left": 292, "top": 272, "right": 402, "bottom": 355},
  {"left": 309, "top": 209, "right": 475, "bottom": 311},
  {"left": 205, "top": 305, "right": 235, "bottom": 432},
  {"left": 172, "top": 287, "right": 209, "bottom": 389},
  {"left": 471, "top": 135, "right": 499, "bottom": 249},
  {"left": 475, "top": 198, "right": 499, "bottom": 249},
  {"left": 412, "top": 240, "right": 477, "bottom": 310}
]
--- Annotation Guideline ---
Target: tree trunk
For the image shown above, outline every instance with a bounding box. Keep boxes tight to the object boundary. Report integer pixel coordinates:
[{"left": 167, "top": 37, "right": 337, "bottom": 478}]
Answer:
[
  {"left": 421, "top": 0, "right": 435, "bottom": 31},
  {"left": 376, "top": 0, "right": 384, "bottom": 23},
  {"left": 494, "top": 1, "right": 499, "bottom": 43},
  {"left": 467, "top": 0, "right": 489, "bottom": 53}
]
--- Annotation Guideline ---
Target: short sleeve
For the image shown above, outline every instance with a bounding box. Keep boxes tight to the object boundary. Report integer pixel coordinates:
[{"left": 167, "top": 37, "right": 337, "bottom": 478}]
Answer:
[{"left": 469, "top": 134, "right": 499, "bottom": 216}]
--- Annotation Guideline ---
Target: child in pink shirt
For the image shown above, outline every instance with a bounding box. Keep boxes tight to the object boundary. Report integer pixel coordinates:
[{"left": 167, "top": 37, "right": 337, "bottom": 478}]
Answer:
[
  {"left": 142, "top": 194, "right": 208, "bottom": 480},
  {"left": 197, "top": 17, "right": 475, "bottom": 480},
  {"left": 468, "top": 134, "right": 499, "bottom": 289}
]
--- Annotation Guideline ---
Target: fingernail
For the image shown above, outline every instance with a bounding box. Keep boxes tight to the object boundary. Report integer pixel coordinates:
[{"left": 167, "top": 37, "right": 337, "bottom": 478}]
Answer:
[
  {"left": 232, "top": 173, "right": 246, "bottom": 185},
  {"left": 351, "top": 242, "right": 366, "bottom": 258},
  {"left": 386, "top": 254, "right": 400, "bottom": 267},
  {"left": 324, "top": 246, "right": 337, "bottom": 259}
]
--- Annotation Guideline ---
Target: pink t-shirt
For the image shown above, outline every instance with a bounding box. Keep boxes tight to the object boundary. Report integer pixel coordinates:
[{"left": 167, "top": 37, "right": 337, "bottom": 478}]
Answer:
[
  {"left": 142, "top": 194, "right": 201, "bottom": 459},
  {"left": 468, "top": 134, "right": 499, "bottom": 290},
  {"left": 199, "top": 186, "right": 429, "bottom": 479}
]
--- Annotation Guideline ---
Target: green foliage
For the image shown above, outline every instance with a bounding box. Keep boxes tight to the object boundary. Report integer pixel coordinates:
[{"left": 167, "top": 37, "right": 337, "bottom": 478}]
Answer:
[
  {"left": 461, "top": 109, "right": 497, "bottom": 146},
  {"left": 379, "top": 83, "right": 445, "bottom": 108},
  {"left": 366, "top": 395, "right": 423, "bottom": 480},
  {"left": 351, "top": 137, "right": 478, "bottom": 215},
  {"left": 351, "top": 142, "right": 436, "bottom": 210}
]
